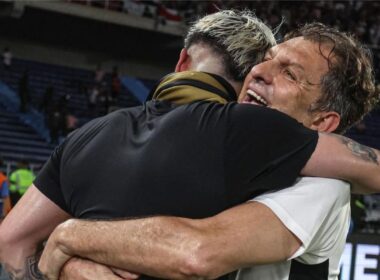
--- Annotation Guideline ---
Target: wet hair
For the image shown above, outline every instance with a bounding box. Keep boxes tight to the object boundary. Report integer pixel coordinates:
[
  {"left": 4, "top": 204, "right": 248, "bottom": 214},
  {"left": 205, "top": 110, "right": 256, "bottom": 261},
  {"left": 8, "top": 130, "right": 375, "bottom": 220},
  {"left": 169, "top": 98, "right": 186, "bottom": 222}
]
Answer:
[
  {"left": 285, "top": 22, "right": 378, "bottom": 133},
  {"left": 184, "top": 10, "right": 276, "bottom": 82}
]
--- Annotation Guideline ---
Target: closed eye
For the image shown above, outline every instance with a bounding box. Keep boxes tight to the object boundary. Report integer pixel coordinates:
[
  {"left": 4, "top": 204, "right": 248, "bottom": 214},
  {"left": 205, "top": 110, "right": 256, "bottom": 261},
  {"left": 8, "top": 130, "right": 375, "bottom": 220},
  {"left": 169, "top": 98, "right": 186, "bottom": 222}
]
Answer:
[{"left": 284, "top": 69, "right": 297, "bottom": 81}]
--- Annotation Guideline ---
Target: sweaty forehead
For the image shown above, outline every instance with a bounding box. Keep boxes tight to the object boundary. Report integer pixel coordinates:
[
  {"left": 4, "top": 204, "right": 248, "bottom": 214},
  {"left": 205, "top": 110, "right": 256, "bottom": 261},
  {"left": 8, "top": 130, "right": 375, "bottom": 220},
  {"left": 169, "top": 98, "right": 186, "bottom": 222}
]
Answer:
[
  {"left": 274, "top": 39, "right": 314, "bottom": 62},
  {"left": 273, "top": 37, "right": 329, "bottom": 80}
]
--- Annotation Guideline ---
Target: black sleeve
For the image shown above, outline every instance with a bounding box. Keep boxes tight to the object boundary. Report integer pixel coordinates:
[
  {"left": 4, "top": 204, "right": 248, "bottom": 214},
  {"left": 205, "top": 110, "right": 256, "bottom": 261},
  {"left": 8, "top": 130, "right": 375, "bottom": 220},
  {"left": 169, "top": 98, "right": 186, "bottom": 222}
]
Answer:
[
  {"left": 34, "top": 114, "right": 113, "bottom": 215},
  {"left": 34, "top": 140, "right": 70, "bottom": 213},
  {"left": 224, "top": 104, "right": 318, "bottom": 204}
]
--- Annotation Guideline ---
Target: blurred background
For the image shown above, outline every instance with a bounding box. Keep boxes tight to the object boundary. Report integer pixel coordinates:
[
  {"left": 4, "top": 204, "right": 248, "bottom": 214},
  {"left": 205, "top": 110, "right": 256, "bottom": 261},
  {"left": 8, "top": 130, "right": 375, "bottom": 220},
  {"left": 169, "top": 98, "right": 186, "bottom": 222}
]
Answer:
[{"left": 0, "top": 1, "right": 379, "bottom": 279}]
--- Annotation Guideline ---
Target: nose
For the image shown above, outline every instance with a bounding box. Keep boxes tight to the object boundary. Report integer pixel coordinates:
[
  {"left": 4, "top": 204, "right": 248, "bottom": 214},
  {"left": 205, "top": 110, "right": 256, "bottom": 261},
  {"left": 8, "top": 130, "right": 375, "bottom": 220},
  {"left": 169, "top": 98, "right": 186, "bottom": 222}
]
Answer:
[{"left": 250, "top": 60, "right": 274, "bottom": 85}]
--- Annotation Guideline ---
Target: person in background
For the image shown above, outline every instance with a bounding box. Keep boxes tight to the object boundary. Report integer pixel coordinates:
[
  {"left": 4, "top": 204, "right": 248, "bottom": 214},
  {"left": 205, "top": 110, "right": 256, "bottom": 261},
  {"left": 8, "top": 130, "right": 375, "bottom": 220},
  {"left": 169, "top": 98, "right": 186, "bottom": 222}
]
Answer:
[
  {"left": 47, "top": 104, "right": 63, "bottom": 144},
  {"left": 2, "top": 47, "right": 12, "bottom": 70},
  {"left": 111, "top": 66, "right": 121, "bottom": 102},
  {"left": 94, "top": 64, "right": 105, "bottom": 86},
  {"left": 88, "top": 86, "right": 100, "bottom": 117},
  {"left": 9, "top": 160, "right": 35, "bottom": 206},
  {"left": 0, "top": 156, "right": 11, "bottom": 222}
]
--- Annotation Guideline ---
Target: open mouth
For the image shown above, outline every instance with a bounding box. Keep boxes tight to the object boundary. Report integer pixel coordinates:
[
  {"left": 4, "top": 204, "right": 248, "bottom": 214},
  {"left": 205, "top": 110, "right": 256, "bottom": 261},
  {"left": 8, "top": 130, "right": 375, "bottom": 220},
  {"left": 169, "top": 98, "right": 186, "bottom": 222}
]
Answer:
[{"left": 243, "top": 89, "right": 268, "bottom": 107}]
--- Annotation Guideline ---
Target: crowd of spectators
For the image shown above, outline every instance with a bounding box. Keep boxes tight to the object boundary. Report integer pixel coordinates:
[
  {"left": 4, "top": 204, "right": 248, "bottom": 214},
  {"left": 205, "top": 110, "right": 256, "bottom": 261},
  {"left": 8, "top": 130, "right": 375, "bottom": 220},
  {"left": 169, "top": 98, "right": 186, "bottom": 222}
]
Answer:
[
  {"left": 166, "top": 1, "right": 380, "bottom": 46},
  {"left": 86, "top": 64, "right": 121, "bottom": 118},
  {"left": 69, "top": 1, "right": 380, "bottom": 46},
  {"left": 162, "top": 0, "right": 380, "bottom": 81},
  {"left": 69, "top": 0, "right": 380, "bottom": 80},
  {"left": 0, "top": 47, "right": 122, "bottom": 144}
]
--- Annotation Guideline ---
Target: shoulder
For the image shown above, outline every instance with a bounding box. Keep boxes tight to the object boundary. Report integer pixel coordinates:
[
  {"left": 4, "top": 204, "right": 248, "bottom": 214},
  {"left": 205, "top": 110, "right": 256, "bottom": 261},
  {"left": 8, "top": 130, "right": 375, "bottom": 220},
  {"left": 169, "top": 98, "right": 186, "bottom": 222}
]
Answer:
[
  {"left": 253, "top": 178, "right": 350, "bottom": 259},
  {"left": 255, "top": 177, "right": 350, "bottom": 205},
  {"left": 66, "top": 112, "right": 121, "bottom": 142},
  {"left": 293, "top": 177, "right": 350, "bottom": 191},
  {"left": 295, "top": 177, "right": 350, "bottom": 201},
  {"left": 180, "top": 102, "right": 304, "bottom": 127},
  {"left": 225, "top": 104, "right": 311, "bottom": 136},
  {"left": 228, "top": 103, "right": 300, "bottom": 122},
  {"left": 252, "top": 177, "right": 350, "bottom": 235}
]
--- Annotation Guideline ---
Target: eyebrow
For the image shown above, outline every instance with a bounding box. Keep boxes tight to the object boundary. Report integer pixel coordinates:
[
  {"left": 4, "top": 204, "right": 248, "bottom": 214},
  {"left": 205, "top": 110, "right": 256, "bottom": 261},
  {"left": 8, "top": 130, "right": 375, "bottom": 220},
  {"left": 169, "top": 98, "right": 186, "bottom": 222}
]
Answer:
[
  {"left": 274, "top": 46, "right": 321, "bottom": 86},
  {"left": 288, "top": 62, "right": 305, "bottom": 72},
  {"left": 288, "top": 61, "right": 322, "bottom": 86}
]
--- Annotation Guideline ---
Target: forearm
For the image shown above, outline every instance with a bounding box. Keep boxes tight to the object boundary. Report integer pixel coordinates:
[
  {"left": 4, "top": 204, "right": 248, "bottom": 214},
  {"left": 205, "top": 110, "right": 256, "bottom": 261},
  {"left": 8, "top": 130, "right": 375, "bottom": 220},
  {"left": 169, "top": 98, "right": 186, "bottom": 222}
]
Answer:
[
  {"left": 44, "top": 217, "right": 208, "bottom": 279},
  {"left": 302, "top": 132, "right": 380, "bottom": 194},
  {"left": 1, "top": 241, "right": 45, "bottom": 280},
  {"left": 0, "top": 185, "right": 70, "bottom": 279},
  {"left": 0, "top": 223, "right": 44, "bottom": 280},
  {"left": 41, "top": 202, "right": 299, "bottom": 280}
]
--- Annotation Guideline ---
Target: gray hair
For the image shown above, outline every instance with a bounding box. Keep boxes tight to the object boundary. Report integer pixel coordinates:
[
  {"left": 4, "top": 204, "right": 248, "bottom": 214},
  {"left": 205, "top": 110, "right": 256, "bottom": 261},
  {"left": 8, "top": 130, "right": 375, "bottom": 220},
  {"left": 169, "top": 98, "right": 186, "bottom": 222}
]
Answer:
[{"left": 184, "top": 10, "right": 276, "bottom": 81}]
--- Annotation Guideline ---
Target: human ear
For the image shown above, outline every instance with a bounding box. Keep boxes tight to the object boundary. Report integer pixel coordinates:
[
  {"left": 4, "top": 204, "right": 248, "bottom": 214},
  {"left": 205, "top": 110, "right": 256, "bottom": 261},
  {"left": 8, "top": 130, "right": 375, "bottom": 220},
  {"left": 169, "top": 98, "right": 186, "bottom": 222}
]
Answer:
[
  {"left": 310, "top": 111, "right": 341, "bottom": 133},
  {"left": 175, "top": 48, "right": 191, "bottom": 72}
]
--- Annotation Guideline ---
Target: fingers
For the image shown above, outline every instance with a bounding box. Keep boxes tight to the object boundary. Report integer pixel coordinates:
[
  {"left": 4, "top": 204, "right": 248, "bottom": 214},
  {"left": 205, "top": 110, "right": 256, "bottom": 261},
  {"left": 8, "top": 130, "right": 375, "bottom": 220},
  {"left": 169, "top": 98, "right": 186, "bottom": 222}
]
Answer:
[
  {"left": 111, "top": 267, "right": 140, "bottom": 279},
  {"left": 38, "top": 240, "right": 71, "bottom": 280},
  {"left": 59, "top": 257, "right": 126, "bottom": 280}
]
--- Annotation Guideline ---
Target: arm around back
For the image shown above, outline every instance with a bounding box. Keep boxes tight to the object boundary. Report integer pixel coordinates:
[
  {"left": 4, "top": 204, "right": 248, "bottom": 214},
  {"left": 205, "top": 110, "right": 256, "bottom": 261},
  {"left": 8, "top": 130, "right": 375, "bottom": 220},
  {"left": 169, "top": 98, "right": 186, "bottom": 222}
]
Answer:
[
  {"left": 302, "top": 132, "right": 380, "bottom": 194},
  {"left": 0, "top": 184, "right": 70, "bottom": 279},
  {"left": 40, "top": 201, "right": 300, "bottom": 279}
]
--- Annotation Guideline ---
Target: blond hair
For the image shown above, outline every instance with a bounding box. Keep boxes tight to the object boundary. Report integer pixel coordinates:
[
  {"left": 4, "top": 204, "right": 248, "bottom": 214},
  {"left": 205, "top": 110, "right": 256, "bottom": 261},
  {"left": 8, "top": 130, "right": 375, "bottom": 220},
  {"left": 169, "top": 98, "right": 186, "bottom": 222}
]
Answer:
[{"left": 184, "top": 10, "right": 276, "bottom": 81}]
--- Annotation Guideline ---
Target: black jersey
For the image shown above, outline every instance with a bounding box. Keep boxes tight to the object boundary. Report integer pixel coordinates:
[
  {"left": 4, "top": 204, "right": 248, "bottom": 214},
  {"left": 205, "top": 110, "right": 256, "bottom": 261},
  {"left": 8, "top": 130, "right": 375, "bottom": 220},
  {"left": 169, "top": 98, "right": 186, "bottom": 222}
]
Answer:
[{"left": 35, "top": 100, "right": 317, "bottom": 219}]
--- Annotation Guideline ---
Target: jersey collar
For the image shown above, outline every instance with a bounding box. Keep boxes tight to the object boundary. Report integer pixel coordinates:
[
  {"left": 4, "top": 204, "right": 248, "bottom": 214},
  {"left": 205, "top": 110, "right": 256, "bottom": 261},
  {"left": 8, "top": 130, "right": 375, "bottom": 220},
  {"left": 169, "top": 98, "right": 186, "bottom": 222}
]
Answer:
[{"left": 147, "top": 71, "right": 237, "bottom": 105}]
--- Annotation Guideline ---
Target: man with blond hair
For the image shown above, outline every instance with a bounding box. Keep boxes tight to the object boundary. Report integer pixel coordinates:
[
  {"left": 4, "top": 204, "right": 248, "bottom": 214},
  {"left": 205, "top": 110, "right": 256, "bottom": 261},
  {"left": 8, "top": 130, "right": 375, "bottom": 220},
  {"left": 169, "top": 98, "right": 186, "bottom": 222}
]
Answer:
[
  {"left": 2, "top": 10, "right": 380, "bottom": 280},
  {"left": 0, "top": 10, "right": 281, "bottom": 279}
]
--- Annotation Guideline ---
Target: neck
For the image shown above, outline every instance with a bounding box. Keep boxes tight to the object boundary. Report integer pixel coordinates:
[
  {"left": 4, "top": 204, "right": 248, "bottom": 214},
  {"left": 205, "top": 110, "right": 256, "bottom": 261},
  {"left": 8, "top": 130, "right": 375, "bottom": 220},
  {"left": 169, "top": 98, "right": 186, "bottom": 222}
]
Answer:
[
  {"left": 187, "top": 45, "right": 241, "bottom": 96},
  {"left": 191, "top": 65, "right": 241, "bottom": 97}
]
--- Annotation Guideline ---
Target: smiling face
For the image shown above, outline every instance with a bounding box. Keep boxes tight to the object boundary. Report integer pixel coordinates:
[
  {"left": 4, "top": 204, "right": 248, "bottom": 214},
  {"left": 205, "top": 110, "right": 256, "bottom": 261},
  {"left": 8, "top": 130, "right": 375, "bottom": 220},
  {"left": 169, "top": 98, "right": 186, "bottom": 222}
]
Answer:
[{"left": 238, "top": 37, "right": 331, "bottom": 128}]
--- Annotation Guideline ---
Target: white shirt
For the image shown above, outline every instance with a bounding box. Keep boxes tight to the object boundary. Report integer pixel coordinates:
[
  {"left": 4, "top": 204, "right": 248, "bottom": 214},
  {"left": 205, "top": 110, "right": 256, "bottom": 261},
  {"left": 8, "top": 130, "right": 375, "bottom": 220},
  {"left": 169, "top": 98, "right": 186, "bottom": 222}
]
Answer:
[{"left": 236, "top": 177, "right": 351, "bottom": 280}]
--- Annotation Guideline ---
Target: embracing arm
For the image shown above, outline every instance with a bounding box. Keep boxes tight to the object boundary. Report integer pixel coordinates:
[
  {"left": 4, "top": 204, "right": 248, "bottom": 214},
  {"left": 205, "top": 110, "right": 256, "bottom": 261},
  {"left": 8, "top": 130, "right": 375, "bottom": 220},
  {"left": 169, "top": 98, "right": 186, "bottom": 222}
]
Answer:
[
  {"left": 39, "top": 201, "right": 300, "bottom": 280},
  {"left": 302, "top": 132, "right": 380, "bottom": 194},
  {"left": 0, "top": 184, "right": 70, "bottom": 279}
]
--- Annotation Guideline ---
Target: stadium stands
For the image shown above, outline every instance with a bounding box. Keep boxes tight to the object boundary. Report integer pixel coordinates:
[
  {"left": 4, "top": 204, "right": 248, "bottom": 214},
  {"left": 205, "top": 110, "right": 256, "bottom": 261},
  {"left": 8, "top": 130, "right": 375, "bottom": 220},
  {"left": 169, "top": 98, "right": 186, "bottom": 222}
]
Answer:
[
  {"left": 0, "top": 103, "right": 53, "bottom": 172},
  {"left": 0, "top": 57, "right": 145, "bottom": 172},
  {"left": 0, "top": 0, "right": 379, "bottom": 232}
]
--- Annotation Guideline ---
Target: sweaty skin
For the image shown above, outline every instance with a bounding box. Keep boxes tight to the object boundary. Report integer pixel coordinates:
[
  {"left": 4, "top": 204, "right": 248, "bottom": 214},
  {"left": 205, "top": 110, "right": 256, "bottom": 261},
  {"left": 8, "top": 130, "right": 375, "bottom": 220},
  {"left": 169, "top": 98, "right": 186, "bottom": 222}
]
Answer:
[
  {"left": 3, "top": 34, "right": 380, "bottom": 279},
  {"left": 39, "top": 37, "right": 380, "bottom": 279},
  {"left": 38, "top": 131, "right": 380, "bottom": 280}
]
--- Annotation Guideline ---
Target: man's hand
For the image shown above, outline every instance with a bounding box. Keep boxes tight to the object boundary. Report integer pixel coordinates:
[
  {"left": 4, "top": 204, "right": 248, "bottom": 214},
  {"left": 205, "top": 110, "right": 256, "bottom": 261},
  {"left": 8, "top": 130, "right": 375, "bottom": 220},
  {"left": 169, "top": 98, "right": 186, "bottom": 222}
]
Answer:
[
  {"left": 39, "top": 226, "right": 72, "bottom": 280},
  {"left": 60, "top": 257, "right": 139, "bottom": 280},
  {"left": 39, "top": 223, "right": 140, "bottom": 280}
]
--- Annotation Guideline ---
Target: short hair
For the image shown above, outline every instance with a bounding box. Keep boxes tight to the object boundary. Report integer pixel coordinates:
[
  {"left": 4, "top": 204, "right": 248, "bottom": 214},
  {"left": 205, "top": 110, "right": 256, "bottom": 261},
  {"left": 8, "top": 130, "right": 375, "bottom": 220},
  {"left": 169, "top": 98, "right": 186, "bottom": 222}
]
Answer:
[
  {"left": 285, "top": 23, "right": 379, "bottom": 133},
  {"left": 184, "top": 10, "right": 276, "bottom": 82}
]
